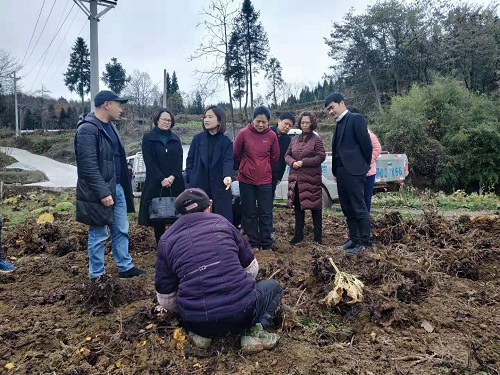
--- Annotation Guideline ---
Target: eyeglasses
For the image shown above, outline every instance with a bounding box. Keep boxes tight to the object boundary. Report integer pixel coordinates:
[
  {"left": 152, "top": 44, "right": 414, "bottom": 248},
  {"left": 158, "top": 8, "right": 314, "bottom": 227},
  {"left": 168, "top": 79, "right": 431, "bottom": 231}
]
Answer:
[{"left": 160, "top": 118, "right": 172, "bottom": 123}]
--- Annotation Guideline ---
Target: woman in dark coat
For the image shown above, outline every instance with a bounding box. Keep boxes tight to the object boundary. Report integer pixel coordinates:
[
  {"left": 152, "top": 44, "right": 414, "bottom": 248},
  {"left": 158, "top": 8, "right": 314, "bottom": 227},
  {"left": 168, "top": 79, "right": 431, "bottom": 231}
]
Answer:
[
  {"left": 185, "top": 105, "right": 233, "bottom": 222},
  {"left": 138, "top": 109, "right": 185, "bottom": 243},
  {"left": 285, "top": 112, "right": 326, "bottom": 244}
]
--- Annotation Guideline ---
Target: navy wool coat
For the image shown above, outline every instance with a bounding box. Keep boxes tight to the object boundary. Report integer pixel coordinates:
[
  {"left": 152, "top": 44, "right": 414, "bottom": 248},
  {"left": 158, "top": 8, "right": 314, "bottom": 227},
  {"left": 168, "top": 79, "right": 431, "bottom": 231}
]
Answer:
[{"left": 185, "top": 131, "right": 234, "bottom": 222}]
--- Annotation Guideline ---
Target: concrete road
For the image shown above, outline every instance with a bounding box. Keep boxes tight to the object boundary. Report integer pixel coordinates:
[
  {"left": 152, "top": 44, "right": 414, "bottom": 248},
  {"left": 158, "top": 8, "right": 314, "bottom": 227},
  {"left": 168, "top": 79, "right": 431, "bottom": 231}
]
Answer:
[{"left": 1, "top": 147, "right": 77, "bottom": 188}]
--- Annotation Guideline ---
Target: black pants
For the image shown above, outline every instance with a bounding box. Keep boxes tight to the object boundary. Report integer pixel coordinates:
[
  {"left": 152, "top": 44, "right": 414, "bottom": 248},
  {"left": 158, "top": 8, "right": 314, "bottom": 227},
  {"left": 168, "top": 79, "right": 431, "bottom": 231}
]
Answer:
[
  {"left": 336, "top": 166, "right": 372, "bottom": 246},
  {"left": 293, "top": 184, "right": 322, "bottom": 242},
  {"left": 154, "top": 223, "right": 166, "bottom": 244},
  {"left": 184, "top": 279, "right": 282, "bottom": 337},
  {"left": 0, "top": 218, "right": 4, "bottom": 260},
  {"left": 239, "top": 182, "right": 273, "bottom": 249}
]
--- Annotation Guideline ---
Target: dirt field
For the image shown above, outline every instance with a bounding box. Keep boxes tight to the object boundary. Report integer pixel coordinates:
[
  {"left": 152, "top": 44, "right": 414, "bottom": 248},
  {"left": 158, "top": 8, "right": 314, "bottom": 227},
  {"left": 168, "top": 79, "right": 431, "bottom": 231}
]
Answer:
[{"left": 0, "top": 188, "right": 498, "bottom": 375}]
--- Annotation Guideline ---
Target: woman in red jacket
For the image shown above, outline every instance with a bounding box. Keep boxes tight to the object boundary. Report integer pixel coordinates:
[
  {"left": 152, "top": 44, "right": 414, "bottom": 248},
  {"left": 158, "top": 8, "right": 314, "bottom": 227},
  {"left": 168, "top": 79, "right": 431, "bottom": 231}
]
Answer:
[
  {"left": 234, "top": 106, "right": 280, "bottom": 250},
  {"left": 285, "top": 112, "right": 326, "bottom": 244}
]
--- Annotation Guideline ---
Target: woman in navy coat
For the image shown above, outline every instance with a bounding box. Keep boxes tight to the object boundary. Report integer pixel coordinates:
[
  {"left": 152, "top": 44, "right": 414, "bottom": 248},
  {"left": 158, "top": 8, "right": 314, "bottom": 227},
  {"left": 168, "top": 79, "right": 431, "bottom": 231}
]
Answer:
[{"left": 185, "top": 106, "right": 234, "bottom": 222}]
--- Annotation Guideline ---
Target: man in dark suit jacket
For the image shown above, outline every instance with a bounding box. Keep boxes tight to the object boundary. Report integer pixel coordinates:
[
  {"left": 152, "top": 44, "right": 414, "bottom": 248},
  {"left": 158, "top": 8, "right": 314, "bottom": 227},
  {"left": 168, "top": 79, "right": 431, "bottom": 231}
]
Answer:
[
  {"left": 325, "top": 93, "right": 373, "bottom": 252},
  {"left": 271, "top": 112, "right": 295, "bottom": 197}
]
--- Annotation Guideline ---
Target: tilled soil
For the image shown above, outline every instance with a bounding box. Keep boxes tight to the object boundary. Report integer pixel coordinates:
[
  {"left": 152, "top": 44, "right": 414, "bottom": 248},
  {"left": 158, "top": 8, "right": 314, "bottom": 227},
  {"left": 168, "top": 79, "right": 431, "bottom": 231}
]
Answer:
[{"left": 0, "top": 191, "right": 499, "bottom": 375}]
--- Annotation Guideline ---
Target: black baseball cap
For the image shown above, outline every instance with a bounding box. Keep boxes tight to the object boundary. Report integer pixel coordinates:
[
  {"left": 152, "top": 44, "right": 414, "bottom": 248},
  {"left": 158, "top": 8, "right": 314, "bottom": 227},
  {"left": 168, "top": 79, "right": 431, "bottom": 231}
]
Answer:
[
  {"left": 175, "top": 188, "right": 211, "bottom": 215},
  {"left": 94, "top": 90, "right": 128, "bottom": 107}
]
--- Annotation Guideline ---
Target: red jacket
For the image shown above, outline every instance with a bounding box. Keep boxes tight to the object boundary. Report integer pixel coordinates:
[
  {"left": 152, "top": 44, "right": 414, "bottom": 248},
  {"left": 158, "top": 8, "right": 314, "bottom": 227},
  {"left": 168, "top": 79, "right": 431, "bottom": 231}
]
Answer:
[{"left": 234, "top": 123, "right": 280, "bottom": 185}]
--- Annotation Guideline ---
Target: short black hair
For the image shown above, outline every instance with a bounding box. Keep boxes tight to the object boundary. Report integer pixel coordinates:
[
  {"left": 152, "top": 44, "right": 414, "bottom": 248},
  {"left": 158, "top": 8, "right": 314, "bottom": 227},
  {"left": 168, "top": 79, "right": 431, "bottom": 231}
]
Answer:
[
  {"left": 253, "top": 106, "right": 271, "bottom": 121},
  {"left": 279, "top": 112, "right": 296, "bottom": 125},
  {"left": 203, "top": 105, "right": 227, "bottom": 134},
  {"left": 324, "top": 92, "right": 345, "bottom": 107},
  {"left": 153, "top": 108, "right": 175, "bottom": 128}
]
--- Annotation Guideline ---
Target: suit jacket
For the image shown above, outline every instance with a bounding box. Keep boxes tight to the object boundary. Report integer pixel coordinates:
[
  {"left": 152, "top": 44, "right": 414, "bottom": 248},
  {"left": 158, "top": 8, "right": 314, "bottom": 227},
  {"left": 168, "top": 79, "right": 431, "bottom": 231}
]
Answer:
[
  {"left": 271, "top": 125, "right": 292, "bottom": 182},
  {"left": 331, "top": 112, "right": 372, "bottom": 176}
]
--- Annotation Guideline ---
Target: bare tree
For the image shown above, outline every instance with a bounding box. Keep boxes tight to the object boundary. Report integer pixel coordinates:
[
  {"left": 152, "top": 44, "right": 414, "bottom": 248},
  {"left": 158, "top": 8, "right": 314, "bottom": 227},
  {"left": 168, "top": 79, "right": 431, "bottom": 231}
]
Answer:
[
  {"left": 0, "top": 50, "right": 20, "bottom": 93},
  {"left": 189, "top": 0, "right": 238, "bottom": 138},
  {"left": 124, "top": 70, "right": 156, "bottom": 120}
]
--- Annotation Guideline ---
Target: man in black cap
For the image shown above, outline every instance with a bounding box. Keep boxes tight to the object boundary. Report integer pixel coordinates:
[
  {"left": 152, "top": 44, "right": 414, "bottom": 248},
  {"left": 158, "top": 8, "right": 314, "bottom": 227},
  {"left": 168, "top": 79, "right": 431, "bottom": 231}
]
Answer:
[
  {"left": 155, "top": 188, "right": 282, "bottom": 354},
  {"left": 325, "top": 92, "right": 373, "bottom": 253},
  {"left": 75, "top": 90, "right": 145, "bottom": 280}
]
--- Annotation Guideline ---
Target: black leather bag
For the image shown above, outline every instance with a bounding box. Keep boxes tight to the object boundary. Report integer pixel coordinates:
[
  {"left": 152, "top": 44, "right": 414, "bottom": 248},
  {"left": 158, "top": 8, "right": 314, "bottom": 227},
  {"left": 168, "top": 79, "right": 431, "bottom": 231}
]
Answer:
[{"left": 148, "top": 188, "right": 178, "bottom": 221}]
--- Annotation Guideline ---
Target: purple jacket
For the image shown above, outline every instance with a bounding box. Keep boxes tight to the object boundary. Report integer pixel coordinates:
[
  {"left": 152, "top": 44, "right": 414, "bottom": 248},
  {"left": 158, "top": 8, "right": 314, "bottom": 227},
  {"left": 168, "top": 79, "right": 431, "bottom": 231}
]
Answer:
[{"left": 155, "top": 212, "right": 256, "bottom": 322}]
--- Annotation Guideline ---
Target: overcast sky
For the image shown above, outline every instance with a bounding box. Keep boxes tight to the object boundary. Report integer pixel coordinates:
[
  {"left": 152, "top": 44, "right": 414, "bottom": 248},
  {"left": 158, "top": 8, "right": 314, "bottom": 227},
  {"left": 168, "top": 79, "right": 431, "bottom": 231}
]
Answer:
[{"left": 1, "top": 0, "right": 496, "bottom": 104}]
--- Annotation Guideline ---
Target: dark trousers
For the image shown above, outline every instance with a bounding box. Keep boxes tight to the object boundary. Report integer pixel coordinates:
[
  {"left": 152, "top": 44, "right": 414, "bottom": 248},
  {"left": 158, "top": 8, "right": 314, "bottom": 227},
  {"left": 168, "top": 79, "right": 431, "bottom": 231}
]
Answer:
[
  {"left": 293, "top": 185, "right": 322, "bottom": 242},
  {"left": 184, "top": 279, "right": 282, "bottom": 337},
  {"left": 0, "top": 218, "right": 4, "bottom": 260},
  {"left": 239, "top": 182, "right": 273, "bottom": 249},
  {"left": 365, "top": 174, "right": 376, "bottom": 213},
  {"left": 336, "top": 166, "right": 372, "bottom": 246},
  {"left": 252, "top": 279, "right": 283, "bottom": 329},
  {"left": 154, "top": 223, "right": 166, "bottom": 244}
]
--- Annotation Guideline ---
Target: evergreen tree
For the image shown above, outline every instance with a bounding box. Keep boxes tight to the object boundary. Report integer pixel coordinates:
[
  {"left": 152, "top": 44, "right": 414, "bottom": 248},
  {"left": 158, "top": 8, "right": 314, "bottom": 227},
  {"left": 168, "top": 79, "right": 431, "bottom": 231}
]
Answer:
[
  {"left": 226, "top": 30, "right": 247, "bottom": 114},
  {"left": 24, "top": 108, "right": 34, "bottom": 130},
  {"left": 101, "top": 57, "right": 130, "bottom": 95},
  {"left": 165, "top": 72, "right": 172, "bottom": 98},
  {"left": 171, "top": 71, "right": 179, "bottom": 94},
  {"left": 233, "top": 0, "right": 269, "bottom": 112},
  {"left": 59, "top": 107, "right": 67, "bottom": 128},
  {"left": 264, "top": 57, "right": 284, "bottom": 108},
  {"left": 64, "top": 37, "right": 90, "bottom": 115}
]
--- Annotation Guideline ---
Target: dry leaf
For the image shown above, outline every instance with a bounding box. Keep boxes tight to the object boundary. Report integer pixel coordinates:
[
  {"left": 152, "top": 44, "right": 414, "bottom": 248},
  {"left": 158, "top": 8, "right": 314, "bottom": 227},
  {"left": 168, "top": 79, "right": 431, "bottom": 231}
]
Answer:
[
  {"left": 36, "top": 213, "right": 54, "bottom": 224},
  {"left": 137, "top": 340, "right": 147, "bottom": 347},
  {"left": 176, "top": 342, "right": 184, "bottom": 350},
  {"left": 116, "top": 362, "right": 121, "bottom": 368},
  {"left": 173, "top": 328, "right": 186, "bottom": 341},
  {"left": 85, "top": 336, "right": 92, "bottom": 341},
  {"left": 4, "top": 363, "right": 15, "bottom": 370},
  {"left": 320, "top": 258, "right": 364, "bottom": 306},
  {"left": 145, "top": 324, "right": 153, "bottom": 330}
]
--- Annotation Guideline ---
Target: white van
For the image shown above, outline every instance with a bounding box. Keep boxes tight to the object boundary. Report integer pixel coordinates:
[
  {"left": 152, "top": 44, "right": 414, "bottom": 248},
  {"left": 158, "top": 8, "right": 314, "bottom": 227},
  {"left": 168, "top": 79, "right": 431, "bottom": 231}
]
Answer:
[{"left": 274, "top": 129, "right": 408, "bottom": 207}]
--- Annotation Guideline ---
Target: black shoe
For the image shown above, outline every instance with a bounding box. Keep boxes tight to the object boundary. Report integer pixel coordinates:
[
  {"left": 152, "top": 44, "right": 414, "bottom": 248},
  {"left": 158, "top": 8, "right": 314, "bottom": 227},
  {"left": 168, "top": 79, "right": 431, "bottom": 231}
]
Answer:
[
  {"left": 262, "top": 247, "right": 273, "bottom": 252},
  {"left": 341, "top": 239, "right": 355, "bottom": 250},
  {"left": 290, "top": 237, "right": 303, "bottom": 245},
  {"left": 119, "top": 267, "right": 146, "bottom": 279}
]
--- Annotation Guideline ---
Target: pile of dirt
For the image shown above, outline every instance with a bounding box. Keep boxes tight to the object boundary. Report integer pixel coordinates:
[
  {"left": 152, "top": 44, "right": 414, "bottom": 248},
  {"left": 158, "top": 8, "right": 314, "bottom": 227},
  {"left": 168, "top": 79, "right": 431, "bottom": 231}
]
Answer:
[{"left": 0, "top": 197, "right": 498, "bottom": 374}]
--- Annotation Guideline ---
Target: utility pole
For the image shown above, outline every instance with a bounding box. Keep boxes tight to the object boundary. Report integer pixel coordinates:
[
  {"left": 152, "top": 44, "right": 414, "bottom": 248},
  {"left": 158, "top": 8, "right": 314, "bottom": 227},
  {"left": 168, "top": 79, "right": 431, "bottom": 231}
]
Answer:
[
  {"left": 73, "top": 0, "right": 117, "bottom": 111},
  {"left": 163, "top": 69, "right": 167, "bottom": 108},
  {"left": 13, "top": 71, "right": 20, "bottom": 137}
]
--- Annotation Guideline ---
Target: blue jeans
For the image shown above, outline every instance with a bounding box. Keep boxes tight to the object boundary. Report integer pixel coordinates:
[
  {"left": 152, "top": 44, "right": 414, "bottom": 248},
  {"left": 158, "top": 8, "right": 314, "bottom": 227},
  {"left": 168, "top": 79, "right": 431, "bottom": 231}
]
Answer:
[
  {"left": 239, "top": 182, "right": 273, "bottom": 249},
  {"left": 87, "top": 184, "right": 134, "bottom": 279}
]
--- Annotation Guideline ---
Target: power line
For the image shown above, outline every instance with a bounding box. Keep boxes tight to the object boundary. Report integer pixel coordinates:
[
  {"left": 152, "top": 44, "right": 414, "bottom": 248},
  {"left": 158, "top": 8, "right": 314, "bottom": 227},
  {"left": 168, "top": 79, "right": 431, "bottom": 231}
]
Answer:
[
  {"left": 30, "top": 3, "right": 77, "bottom": 90},
  {"left": 46, "top": 19, "right": 88, "bottom": 89},
  {"left": 37, "top": 7, "right": 79, "bottom": 88},
  {"left": 26, "top": 2, "right": 76, "bottom": 90},
  {"left": 20, "top": 0, "right": 46, "bottom": 66},
  {"left": 22, "top": 0, "right": 58, "bottom": 73}
]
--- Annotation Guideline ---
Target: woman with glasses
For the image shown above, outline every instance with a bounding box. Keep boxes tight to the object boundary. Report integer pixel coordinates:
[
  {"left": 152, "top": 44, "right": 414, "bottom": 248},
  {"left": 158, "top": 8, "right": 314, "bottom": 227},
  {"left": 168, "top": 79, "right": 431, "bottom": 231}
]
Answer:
[
  {"left": 285, "top": 111, "right": 326, "bottom": 244},
  {"left": 138, "top": 108, "right": 185, "bottom": 243},
  {"left": 185, "top": 105, "right": 234, "bottom": 222}
]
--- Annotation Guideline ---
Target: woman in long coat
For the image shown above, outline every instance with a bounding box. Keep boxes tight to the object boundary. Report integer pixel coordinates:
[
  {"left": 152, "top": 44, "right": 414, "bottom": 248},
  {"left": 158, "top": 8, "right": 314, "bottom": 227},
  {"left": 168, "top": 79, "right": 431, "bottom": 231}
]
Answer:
[
  {"left": 285, "top": 111, "right": 326, "bottom": 244},
  {"left": 185, "top": 105, "right": 233, "bottom": 222},
  {"left": 138, "top": 109, "right": 185, "bottom": 243}
]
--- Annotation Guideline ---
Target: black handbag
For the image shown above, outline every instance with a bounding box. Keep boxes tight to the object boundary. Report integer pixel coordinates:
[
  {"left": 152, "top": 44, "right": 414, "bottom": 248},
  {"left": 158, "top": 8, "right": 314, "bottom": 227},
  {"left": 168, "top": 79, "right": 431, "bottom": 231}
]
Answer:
[{"left": 148, "top": 187, "right": 178, "bottom": 221}]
